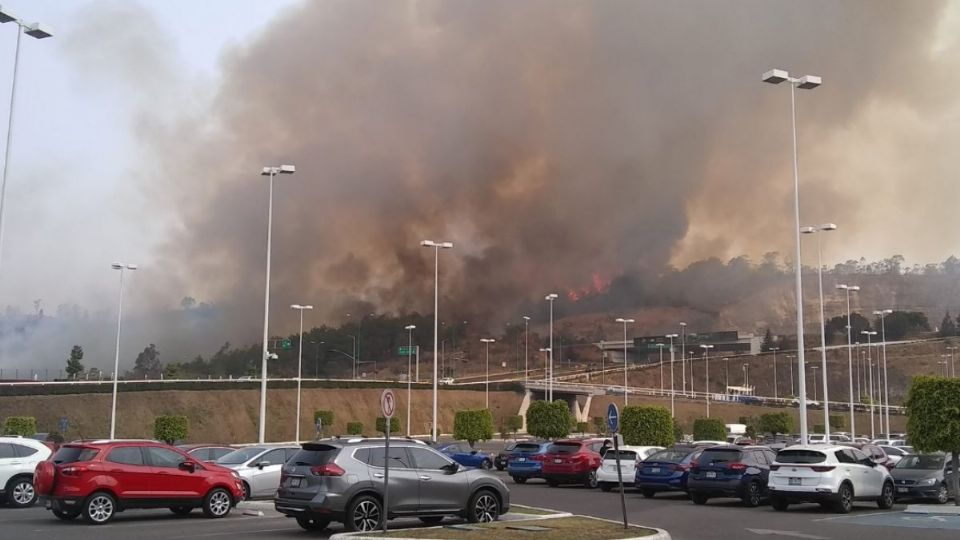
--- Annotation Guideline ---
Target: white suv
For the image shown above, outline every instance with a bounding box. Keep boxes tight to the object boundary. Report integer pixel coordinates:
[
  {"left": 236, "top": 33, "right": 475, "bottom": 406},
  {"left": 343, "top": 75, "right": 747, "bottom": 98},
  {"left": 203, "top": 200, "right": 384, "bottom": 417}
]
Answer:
[
  {"left": 769, "top": 445, "right": 895, "bottom": 513},
  {"left": 597, "top": 445, "right": 663, "bottom": 491},
  {"left": 0, "top": 436, "right": 52, "bottom": 507}
]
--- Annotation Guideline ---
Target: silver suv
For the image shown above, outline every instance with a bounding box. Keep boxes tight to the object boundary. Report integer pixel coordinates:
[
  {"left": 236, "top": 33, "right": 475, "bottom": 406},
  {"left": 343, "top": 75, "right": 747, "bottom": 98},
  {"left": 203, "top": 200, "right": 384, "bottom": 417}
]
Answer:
[{"left": 274, "top": 438, "right": 510, "bottom": 532}]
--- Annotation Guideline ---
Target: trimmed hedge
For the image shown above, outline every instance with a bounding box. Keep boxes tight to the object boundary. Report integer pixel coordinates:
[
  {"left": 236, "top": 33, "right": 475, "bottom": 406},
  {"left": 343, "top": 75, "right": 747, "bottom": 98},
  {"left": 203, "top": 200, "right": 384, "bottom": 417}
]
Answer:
[
  {"left": 505, "top": 415, "right": 523, "bottom": 434},
  {"left": 376, "top": 416, "right": 400, "bottom": 434},
  {"left": 347, "top": 422, "right": 364, "bottom": 435},
  {"left": 621, "top": 406, "right": 673, "bottom": 446},
  {"left": 313, "top": 410, "right": 334, "bottom": 434},
  {"left": 759, "top": 412, "right": 792, "bottom": 435},
  {"left": 692, "top": 418, "right": 726, "bottom": 441},
  {"left": 673, "top": 419, "right": 684, "bottom": 443},
  {"left": 154, "top": 415, "right": 188, "bottom": 444},
  {"left": 593, "top": 416, "right": 606, "bottom": 436},
  {"left": 3, "top": 416, "right": 36, "bottom": 436},
  {"left": 526, "top": 400, "right": 571, "bottom": 440},
  {"left": 453, "top": 409, "right": 494, "bottom": 447},
  {"left": 575, "top": 421, "right": 589, "bottom": 434}
]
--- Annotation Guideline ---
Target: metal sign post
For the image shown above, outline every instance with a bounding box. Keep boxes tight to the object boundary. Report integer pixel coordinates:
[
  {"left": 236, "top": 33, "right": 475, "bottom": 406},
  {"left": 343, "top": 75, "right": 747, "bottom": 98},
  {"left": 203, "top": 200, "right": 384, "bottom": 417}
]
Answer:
[
  {"left": 381, "top": 389, "right": 396, "bottom": 533},
  {"left": 607, "top": 403, "right": 628, "bottom": 530}
]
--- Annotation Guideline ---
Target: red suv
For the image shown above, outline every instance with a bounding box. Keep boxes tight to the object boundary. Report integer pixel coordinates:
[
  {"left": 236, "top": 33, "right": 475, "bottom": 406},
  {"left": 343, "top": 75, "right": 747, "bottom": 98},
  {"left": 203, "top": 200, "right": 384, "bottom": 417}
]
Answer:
[
  {"left": 540, "top": 438, "right": 607, "bottom": 488},
  {"left": 34, "top": 440, "right": 244, "bottom": 524}
]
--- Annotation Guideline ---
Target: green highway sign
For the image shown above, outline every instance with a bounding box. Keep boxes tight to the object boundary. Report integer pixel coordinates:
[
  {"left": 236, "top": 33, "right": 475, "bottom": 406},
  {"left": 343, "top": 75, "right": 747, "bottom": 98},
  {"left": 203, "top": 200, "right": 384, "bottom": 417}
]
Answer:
[
  {"left": 281, "top": 339, "right": 292, "bottom": 350},
  {"left": 398, "top": 346, "right": 417, "bottom": 355}
]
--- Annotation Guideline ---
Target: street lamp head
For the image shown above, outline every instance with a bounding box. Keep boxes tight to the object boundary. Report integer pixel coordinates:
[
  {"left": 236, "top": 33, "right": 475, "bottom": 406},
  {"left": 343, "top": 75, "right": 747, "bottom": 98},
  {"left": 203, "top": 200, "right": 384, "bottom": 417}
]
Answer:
[
  {"left": 819, "top": 223, "right": 838, "bottom": 231},
  {"left": 665, "top": 333, "right": 678, "bottom": 338},
  {"left": 700, "top": 344, "right": 714, "bottom": 350},
  {"left": 481, "top": 338, "right": 495, "bottom": 343},
  {"left": 126, "top": 264, "right": 138, "bottom": 270},
  {"left": 873, "top": 309, "right": 893, "bottom": 315},
  {"left": 762, "top": 68, "right": 789, "bottom": 84},
  {"left": 24, "top": 22, "right": 53, "bottom": 39},
  {"left": 679, "top": 322, "right": 687, "bottom": 327},
  {"left": 849, "top": 285, "right": 860, "bottom": 291},
  {"left": 0, "top": 7, "right": 17, "bottom": 23},
  {"left": 405, "top": 325, "right": 416, "bottom": 330},
  {"left": 800, "top": 226, "right": 816, "bottom": 235},
  {"left": 420, "top": 240, "right": 435, "bottom": 247},
  {"left": 616, "top": 318, "right": 635, "bottom": 323},
  {"left": 861, "top": 330, "right": 877, "bottom": 336},
  {"left": 539, "top": 347, "right": 551, "bottom": 352},
  {"left": 111, "top": 262, "right": 123, "bottom": 269},
  {"left": 279, "top": 164, "right": 295, "bottom": 174},
  {"left": 439, "top": 242, "right": 454, "bottom": 249},
  {"left": 797, "top": 75, "right": 822, "bottom": 89},
  {"left": 522, "top": 316, "right": 530, "bottom": 321},
  {"left": 771, "top": 347, "right": 779, "bottom": 351},
  {"left": 545, "top": 293, "right": 559, "bottom": 300}
]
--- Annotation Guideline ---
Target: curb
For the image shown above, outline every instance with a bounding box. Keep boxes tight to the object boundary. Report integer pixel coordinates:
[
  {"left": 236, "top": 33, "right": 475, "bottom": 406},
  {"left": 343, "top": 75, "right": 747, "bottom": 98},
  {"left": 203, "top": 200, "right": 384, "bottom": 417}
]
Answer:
[{"left": 905, "top": 504, "right": 960, "bottom": 515}]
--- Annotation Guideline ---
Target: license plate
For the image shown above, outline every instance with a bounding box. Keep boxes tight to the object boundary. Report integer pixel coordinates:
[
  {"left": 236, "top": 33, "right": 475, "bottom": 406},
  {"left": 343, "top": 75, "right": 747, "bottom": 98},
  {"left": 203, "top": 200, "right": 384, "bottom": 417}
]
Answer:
[
  {"left": 651, "top": 467, "right": 660, "bottom": 474},
  {"left": 289, "top": 477, "right": 302, "bottom": 488},
  {"left": 898, "top": 487, "right": 908, "bottom": 493},
  {"left": 554, "top": 459, "right": 562, "bottom": 464},
  {"left": 789, "top": 477, "right": 801, "bottom": 486},
  {"left": 517, "top": 457, "right": 526, "bottom": 462},
  {"left": 706, "top": 471, "right": 717, "bottom": 479}
]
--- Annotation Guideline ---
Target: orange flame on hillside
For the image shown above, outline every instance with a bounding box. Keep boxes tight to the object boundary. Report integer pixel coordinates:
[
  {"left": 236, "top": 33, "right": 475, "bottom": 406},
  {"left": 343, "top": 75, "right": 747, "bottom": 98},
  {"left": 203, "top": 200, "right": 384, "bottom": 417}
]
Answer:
[{"left": 566, "top": 271, "right": 613, "bottom": 301}]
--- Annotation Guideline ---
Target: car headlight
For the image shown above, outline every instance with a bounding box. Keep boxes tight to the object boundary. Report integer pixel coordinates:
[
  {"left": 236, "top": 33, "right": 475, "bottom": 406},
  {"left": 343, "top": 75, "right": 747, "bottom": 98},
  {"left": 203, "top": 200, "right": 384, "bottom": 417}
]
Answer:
[{"left": 919, "top": 477, "right": 938, "bottom": 486}]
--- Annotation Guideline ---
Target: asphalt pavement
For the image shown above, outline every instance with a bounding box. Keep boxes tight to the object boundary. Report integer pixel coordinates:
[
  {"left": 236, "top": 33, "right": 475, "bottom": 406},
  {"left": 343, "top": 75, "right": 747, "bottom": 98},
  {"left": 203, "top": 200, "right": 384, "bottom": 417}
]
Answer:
[{"left": 3, "top": 470, "right": 960, "bottom": 540}]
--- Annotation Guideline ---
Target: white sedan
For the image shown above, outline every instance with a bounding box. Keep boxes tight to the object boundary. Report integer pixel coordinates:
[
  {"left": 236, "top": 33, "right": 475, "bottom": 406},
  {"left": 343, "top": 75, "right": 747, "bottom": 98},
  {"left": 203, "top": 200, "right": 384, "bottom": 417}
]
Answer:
[{"left": 597, "top": 445, "right": 664, "bottom": 491}]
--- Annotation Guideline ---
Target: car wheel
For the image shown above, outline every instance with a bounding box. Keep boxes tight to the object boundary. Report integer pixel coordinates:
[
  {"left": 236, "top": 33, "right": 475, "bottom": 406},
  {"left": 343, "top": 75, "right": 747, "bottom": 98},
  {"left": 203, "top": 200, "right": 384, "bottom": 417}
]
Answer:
[
  {"left": 834, "top": 483, "right": 854, "bottom": 514},
  {"left": 242, "top": 481, "right": 252, "bottom": 501},
  {"left": 771, "top": 496, "right": 789, "bottom": 511},
  {"left": 467, "top": 490, "right": 500, "bottom": 523},
  {"left": 53, "top": 508, "right": 81, "bottom": 520},
  {"left": 419, "top": 516, "right": 444, "bottom": 525},
  {"left": 640, "top": 489, "right": 656, "bottom": 499},
  {"left": 6, "top": 476, "right": 37, "bottom": 508},
  {"left": 346, "top": 495, "right": 383, "bottom": 532},
  {"left": 742, "top": 481, "right": 761, "bottom": 508},
  {"left": 296, "top": 517, "right": 331, "bottom": 531},
  {"left": 690, "top": 492, "right": 709, "bottom": 505},
  {"left": 512, "top": 476, "right": 527, "bottom": 484},
  {"left": 584, "top": 470, "right": 599, "bottom": 489},
  {"left": 496, "top": 462, "right": 506, "bottom": 471},
  {"left": 170, "top": 506, "right": 193, "bottom": 516},
  {"left": 82, "top": 492, "right": 116, "bottom": 525},
  {"left": 481, "top": 459, "right": 493, "bottom": 470},
  {"left": 547, "top": 480, "right": 559, "bottom": 487},
  {"left": 600, "top": 482, "right": 613, "bottom": 492},
  {"left": 936, "top": 484, "right": 949, "bottom": 504},
  {"left": 202, "top": 488, "right": 232, "bottom": 519},
  {"left": 877, "top": 482, "right": 895, "bottom": 509}
]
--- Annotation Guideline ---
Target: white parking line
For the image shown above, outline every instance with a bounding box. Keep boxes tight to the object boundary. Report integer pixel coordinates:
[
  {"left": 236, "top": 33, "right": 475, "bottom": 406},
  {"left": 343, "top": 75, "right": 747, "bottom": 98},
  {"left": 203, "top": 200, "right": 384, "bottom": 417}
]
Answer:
[
  {"left": 814, "top": 511, "right": 896, "bottom": 522},
  {"left": 169, "top": 526, "right": 298, "bottom": 538}
]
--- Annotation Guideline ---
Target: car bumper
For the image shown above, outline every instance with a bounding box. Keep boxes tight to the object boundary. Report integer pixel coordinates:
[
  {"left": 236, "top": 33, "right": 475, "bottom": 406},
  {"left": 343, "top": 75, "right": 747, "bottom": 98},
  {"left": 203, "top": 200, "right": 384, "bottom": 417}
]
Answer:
[
  {"left": 768, "top": 486, "right": 840, "bottom": 503},
  {"left": 636, "top": 476, "right": 687, "bottom": 492},
  {"left": 894, "top": 485, "right": 942, "bottom": 499},
  {"left": 39, "top": 496, "right": 86, "bottom": 512},
  {"left": 597, "top": 470, "right": 635, "bottom": 484},
  {"left": 274, "top": 494, "right": 346, "bottom": 520},
  {"left": 542, "top": 472, "right": 590, "bottom": 483},
  {"left": 687, "top": 477, "right": 745, "bottom": 497}
]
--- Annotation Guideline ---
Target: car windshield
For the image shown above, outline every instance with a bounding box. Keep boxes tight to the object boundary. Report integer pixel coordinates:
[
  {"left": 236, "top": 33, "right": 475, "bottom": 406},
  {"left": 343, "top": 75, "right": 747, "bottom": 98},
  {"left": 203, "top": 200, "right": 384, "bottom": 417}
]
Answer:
[
  {"left": 52, "top": 446, "right": 99, "bottom": 464},
  {"left": 647, "top": 448, "right": 694, "bottom": 463},
  {"left": 604, "top": 450, "right": 637, "bottom": 460},
  {"left": 547, "top": 443, "right": 581, "bottom": 454},
  {"left": 700, "top": 449, "right": 742, "bottom": 465},
  {"left": 514, "top": 443, "right": 542, "bottom": 453},
  {"left": 217, "top": 447, "right": 265, "bottom": 465},
  {"left": 896, "top": 455, "right": 946, "bottom": 470},
  {"left": 776, "top": 450, "right": 826, "bottom": 464}
]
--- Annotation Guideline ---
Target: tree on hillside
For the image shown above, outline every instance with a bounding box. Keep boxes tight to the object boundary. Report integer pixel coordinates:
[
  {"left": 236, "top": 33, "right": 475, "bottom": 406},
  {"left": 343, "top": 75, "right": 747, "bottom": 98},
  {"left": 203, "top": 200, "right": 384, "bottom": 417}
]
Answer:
[
  {"left": 876, "top": 311, "right": 930, "bottom": 341},
  {"left": 824, "top": 313, "right": 871, "bottom": 344},
  {"left": 938, "top": 312, "right": 957, "bottom": 338},
  {"left": 905, "top": 376, "right": 960, "bottom": 506},
  {"left": 761, "top": 329, "right": 774, "bottom": 352},
  {"left": 133, "top": 344, "right": 162, "bottom": 379},
  {"left": 65, "top": 345, "right": 84, "bottom": 379}
]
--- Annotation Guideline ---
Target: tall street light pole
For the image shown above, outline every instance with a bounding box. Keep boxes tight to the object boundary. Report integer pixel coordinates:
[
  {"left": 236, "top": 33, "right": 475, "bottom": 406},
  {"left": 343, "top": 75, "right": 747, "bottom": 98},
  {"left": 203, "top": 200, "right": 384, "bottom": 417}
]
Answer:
[
  {"left": 862, "top": 330, "right": 877, "bottom": 438},
  {"left": 290, "top": 304, "right": 313, "bottom": 442},
  {"left": 0, "top": 10, "right": 52, "bottom": 273},
  {"left": 523, "top": 316, "right": 530, "bottom": 386},
  {"left": 837, "top": 284, "right": 860, "bottom": 437},
  {"left": 680, "top": 322, "right": 687, "bottom": 396},
  {"left": 811, "top": 365, "right": 819, "bottom": 402},
  {"left": 874, "top": 309, "right": 893, "bottom": 436},
  {"left": 771, "top": 347, "right": 780, "bottom": 400},
  {"left": 481, "top": 338, "right": 495, "bottom": 408},
  {"left": 421, "top": 239, "right": 453, "bottom": 443},
  {"left": 666, "top": 334, "right": 678, "bottom": 417},
  {"left": 405, "top": 325, "right": 416, "bottom": 435},
  {"left": 763, "top": 68, "right": 821, "bottom": 445},
  {"left": 257, "top": 165, "right": 295, "bottom": 444},
  {"left": 545, "top": 293, "right": 559, "bottom": 401},
  {"left": 701, "top": 345, "right": 714, "bottom": 417},
  {"left": 656, "top": 343, "right": 666, "bottom": 395},
  {"left": 109, "top": 262, "right": 137, "bottom": 439},
  {"left": 616, "top": 318, "right": 634, "bottom": 406},
  {"left": 802, "top": 223, "right": 837, "bottom": 436}
]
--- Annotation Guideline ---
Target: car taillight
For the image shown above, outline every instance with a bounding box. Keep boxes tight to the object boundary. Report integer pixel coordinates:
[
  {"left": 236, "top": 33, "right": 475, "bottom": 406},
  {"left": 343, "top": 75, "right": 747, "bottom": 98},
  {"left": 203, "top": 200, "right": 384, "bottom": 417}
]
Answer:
[
  {"left": 532, "top": 454, "right": 547, "bottom": 461},
  {"left": 310, "top": 464, "right": 345, "bottom": 477},
  {"left": 728, "top": 462, "right": 747, "bottom": 471},
  {"left": 810, "top": 466, "right": 835, "bottom": 473},
  {"left": 61, "top": 465, "right": 87, "bottom": 476},
  {"left": 770, "top": 464, "right": 780, "bottom": 471},
  {"left": 673, "top": 463, "right": 688, "bottom": 472}
]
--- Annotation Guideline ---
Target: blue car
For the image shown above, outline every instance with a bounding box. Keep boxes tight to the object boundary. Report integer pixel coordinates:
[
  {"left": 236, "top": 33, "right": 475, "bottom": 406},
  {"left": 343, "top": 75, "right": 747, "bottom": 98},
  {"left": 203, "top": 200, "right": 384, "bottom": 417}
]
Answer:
[
  {"left": 686, "top": 445, "right": 777, "bottom": 507},
  {"left": 635, "top": 446, "right": 705, "bottom": 498},
  {"left": 436, "top": 442, "right": 494, "bottom": 469},
  {"left": 506, "top": 441, "right": 551, "bottom": 484}
]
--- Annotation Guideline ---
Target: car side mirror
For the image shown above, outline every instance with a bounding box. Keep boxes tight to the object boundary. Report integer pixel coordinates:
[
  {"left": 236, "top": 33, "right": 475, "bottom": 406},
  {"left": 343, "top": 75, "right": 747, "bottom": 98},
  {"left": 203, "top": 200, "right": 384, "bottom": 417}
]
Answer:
[
  {"left": 257, "top": 461, "right": 271, "bottom": 469},
  {"left": 178, "top": 461, "right": 196, "bottom": 473},
  {"left": 442, "top": 462, "right": 459, "bottom": 475}
]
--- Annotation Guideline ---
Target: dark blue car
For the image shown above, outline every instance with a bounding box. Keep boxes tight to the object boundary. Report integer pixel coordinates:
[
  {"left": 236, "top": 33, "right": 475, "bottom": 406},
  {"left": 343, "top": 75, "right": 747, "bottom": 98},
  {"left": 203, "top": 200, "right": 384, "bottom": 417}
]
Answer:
[
  {"left": 506, "top": 441, "right": 551, "bottom": 484},
  {"left": 686, "top": 445, "right": 777, "bottom": 507},
  {"left": 635, "top": 446, "right": 705, "bottom": 498},
  {"left": 436, "top": 442, "right": 493, "bottom": 469}
]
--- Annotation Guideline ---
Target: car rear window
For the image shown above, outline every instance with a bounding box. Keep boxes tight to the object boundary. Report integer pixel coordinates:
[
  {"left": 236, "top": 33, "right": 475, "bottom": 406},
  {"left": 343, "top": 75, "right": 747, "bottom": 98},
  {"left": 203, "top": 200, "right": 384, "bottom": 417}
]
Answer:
[
  {"left": 52, "top": 446, "right": 99, "bottom": 464},
  {"left": 290, "top": 445, "right": 340, "bottom": 466},
  {"left": 604, "top": 450, "right": 637, "bottom": 460},
  {"left": 647, "top": 448, "right": 693, "bottom": 463},
  {"left": 700, "top": 449, "right": 743, "bottom": 465},
  {"left": 776, "top": 450, "right": 826, "bottom": 464},
  {"left": 514, "top": 443, "right": 542, "bottom": 452},
  {"left": 547, "top": 443, "right": 581, "bottom": 454}
]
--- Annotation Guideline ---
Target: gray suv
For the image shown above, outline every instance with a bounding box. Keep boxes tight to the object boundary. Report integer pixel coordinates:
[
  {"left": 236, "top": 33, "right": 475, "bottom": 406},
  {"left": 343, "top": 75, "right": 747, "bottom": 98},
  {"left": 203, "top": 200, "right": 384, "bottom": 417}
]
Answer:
[{"left": 274, "top": 438, "right": 510, "bottom": 532}]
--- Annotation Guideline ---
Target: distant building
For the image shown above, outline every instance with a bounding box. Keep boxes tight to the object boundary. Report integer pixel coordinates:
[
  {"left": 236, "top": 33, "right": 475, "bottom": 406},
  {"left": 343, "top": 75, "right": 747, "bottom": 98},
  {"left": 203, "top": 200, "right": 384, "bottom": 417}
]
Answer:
[{"left": 598, "top": 330, "right": 761, "bottom": 364}]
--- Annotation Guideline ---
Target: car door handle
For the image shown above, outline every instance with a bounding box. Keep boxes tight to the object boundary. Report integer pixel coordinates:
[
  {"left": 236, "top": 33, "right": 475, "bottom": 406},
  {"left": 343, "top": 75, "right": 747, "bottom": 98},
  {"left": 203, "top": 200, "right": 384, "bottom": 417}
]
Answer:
[
  {"left": 420, "top": 476, "right": 432, "bottom": 481},
  {"left": 373, "top": 473, "right": 384, "bottom": 478}
]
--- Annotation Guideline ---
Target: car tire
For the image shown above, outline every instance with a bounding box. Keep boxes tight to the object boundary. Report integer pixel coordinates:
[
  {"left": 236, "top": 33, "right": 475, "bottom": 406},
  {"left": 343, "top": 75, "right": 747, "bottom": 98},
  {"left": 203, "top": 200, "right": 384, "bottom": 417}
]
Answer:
[
  {"left": 466, "top": 489, "right": 500, "bottom": 523},
  {"left": 690, "top": 492, "right": 709, "bottom": 505},
  {"left": 640, "top": 489, "right": 656, "bottom": 499},
  {"left": 345, "top": 494, "right": 383, "bottom": 532},
  {"left": 936, "top": 484, "right": 949, "bottom": 504},
  {"left": 82, "top": 491, "right": 116, "bottom": 525},
  {"left": 242, "top": 481, "right": 252, "bottom": 501},
  {"left": 481, "top": 459, "right": 493, "bottom": 470},
  {"left": 201, "top": 488, "right": 233, "bottom": 519},
  {"left": 170, "top": 506, "right": 193, "bottom": 516},
  {"left": 600, "top": 482, "right": 613, "bottom": 492},
  {"left": 419, "top": 516, "right": 444, "bottom": 525},
  {"left": 741, "top": 481, "right": 762, "bottom": 508},
  {"left": 512, "top": 476, "right": 527, "bottom": 484},
  {"left": 834, "top": 483, "right": 854, "bottom": 514},
  {"left": 584, "top": 470, "right": 599, "bottom": 489},
  {"left": 6, "top": 476, "right": 37, "bottom": 508},
  {"left": 547, "top": 480, "right": 559, "bottom": 487},
  {"left": 53, "top": 508, "right": 81, "bottom": 520},
  {"left": 877, "top": 482, "right": 895, "bottom": 509},
  {"left": 771, "top": 496, "right": 789, "bottom": 511},
  {"left": 297, "top": 516, "right": 331, "bottom": 531}
]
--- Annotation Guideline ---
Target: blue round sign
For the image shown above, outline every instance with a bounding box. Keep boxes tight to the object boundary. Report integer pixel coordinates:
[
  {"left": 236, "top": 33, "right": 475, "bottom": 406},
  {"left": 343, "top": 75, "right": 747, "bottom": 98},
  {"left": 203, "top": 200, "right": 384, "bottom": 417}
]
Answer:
[{"left": 607, "top": 403, "right": 620, "bottom": 433}]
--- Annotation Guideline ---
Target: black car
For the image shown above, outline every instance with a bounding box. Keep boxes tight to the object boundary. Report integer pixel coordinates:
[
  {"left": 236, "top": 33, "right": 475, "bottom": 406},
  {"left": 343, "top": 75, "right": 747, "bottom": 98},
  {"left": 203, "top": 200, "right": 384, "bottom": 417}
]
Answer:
[
  {"left": 686, "top": 445, "right": 777, "bottom": 507},
  {"left": 494, "top": 442, "right": 522, "bottom": 471}
]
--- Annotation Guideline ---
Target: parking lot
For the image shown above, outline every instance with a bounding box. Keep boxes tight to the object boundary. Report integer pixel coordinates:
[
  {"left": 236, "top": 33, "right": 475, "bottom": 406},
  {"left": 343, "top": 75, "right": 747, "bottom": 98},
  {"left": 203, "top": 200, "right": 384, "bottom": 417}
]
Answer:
[{"left": 3, "top": 467, "right": 960, "bottom": 540}]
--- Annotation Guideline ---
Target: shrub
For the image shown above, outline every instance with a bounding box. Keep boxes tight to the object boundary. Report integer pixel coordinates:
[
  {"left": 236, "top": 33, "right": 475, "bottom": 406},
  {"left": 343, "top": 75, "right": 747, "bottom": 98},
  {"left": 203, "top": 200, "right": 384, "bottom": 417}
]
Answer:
[
  {"left": 593, "top": 416, "right": 606, "bottom": 436},
  {"left": 376, "top": 416, "right": 400, "bottom": 434},
  {"left": 692, "top": 418, "right": 726, "bottom": 441},
  {"left": 453, "top": 410, "right": 494, "bottom": 447},
  {"left": 313, "top": 410, "right": 334, "bottom": 437},
  {"left": 2, "top": 416, "right": 35, "bottom": 436},
  {"left": 153, "top": 415, "right": 189, "bottom": 444},
  {"left": 758, "top": 412, "right": 792, "bottom": 435},
  {"left": 829, "top": 415, "right": 845, "bottom": 430},
  {"left": 906, "top": 376, "right": 960, "bottom": 506},
  {"left": 347, "top": 422, "right": 364, "bottom": 435},
  {"left": 576, "top": 421, "right": 589, "bottom": 434},
  {"left": 505, "top": 415, "right": 523, "bottom": 435},
  {"left": 673, "top": 419, "right": 684, "bottom": 443},
  {"left": 525, "top": 400, "right": 571, "bottom": 440},
  {"left": 621, "top": 406, "right": 673, "bottom": 446}
]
